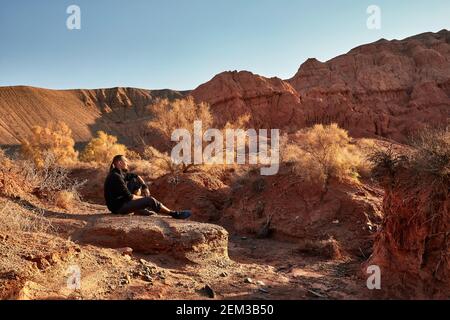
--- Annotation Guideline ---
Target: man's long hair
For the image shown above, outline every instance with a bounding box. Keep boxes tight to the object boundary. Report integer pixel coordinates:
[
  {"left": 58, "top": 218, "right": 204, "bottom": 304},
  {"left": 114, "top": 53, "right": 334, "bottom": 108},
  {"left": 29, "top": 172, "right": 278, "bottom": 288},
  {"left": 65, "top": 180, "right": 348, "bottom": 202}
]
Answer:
[{"left": 110, "top": 155, "right": 124, "bottom": 172}]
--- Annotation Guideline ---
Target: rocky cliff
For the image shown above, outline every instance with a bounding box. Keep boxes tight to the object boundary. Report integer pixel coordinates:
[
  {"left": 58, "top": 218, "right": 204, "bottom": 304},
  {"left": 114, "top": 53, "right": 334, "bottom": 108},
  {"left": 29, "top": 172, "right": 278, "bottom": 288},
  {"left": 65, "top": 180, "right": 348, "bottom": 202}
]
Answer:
[{"left": 192, "top": 30, "right": 450, "bottom": 142}]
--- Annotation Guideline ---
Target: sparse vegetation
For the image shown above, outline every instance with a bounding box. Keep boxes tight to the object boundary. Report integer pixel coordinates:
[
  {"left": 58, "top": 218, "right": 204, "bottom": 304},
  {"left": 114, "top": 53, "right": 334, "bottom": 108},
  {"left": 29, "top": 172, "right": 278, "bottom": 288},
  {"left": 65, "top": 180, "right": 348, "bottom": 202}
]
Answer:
[
  {"left": 21, "top": 122, "right": 78, "bottom": 167},
  {"left": 22, "top": 153, "right": 84, "bottom": 208},
  {"left": 409, "top": 127, "right": 450, "bottom": 182},
  {"left": 223, "top": 114, "right": 251, "bottom": 131},
  {"left": 147, "top": 97, "right": 213, "bottom": 149},
  {"left": 0, "top": 198, "right": 53, "bottom": 234},
  {"left": 142, "top": 145, "right": 179, "bottom": 176},
  {"left": 80, "top": 131, "right": 128, "bottom": 164},
  {"left": 53, "top": 190, "right": 77, "bottom": 210},
  {"left": 1, "top": 150, "right": 84, "bottom": 209},
  {"left": 145, "top": 97, "right": 245, "bottom": 175},
  {"left": 370, "top": 126, "right": 450, "bottom": 187},
  {"left": 368, "top": 145, "right": 406, "bottom": 185},
  {"left": 126, "top": 149, "right": 142, "bottom": 161},
  {"left": 282, "top": 124, "right": 367, "bottom": 190}
]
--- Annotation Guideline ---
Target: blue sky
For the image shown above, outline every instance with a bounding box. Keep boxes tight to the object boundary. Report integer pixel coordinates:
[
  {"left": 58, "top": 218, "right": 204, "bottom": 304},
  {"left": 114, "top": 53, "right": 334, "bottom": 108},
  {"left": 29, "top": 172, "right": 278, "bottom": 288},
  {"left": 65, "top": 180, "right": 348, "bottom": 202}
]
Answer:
[{"left": 0, "top": 0, "right": 449, "bottom": 90}]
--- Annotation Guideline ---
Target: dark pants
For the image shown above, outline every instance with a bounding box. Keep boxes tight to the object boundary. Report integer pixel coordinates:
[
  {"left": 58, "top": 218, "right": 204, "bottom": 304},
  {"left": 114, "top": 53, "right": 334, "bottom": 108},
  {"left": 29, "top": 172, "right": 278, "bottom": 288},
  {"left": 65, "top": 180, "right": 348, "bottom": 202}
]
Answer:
[{"left": 115, "top": 197, "right": 162, "bottom": 216}]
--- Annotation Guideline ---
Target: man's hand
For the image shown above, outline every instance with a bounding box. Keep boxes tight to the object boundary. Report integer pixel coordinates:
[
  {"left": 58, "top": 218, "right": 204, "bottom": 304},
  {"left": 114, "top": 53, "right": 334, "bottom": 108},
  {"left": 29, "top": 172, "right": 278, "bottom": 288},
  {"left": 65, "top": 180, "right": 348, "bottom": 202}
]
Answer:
[{"left": 137, "top": 175, "right": 151, "bottom": 197}]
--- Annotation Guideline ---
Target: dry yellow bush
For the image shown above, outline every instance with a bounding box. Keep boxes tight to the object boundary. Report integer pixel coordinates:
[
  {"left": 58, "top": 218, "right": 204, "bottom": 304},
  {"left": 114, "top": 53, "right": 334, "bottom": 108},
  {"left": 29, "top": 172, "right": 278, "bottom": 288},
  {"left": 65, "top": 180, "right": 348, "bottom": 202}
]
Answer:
[
  {"left": 147, "top": 99, "right": 253, "bottom": 173},
  {"left": 146, "top": 98, "right": 279, "bottom": 178},
  {"left": 354, "top": 138, "right": 376, "bottom": 178},
  {"left": 21, "top": 122, "right": 78, "bottom": 167},
  {"left": 20, "top": 153, "right": 85, "bottom": 207},
  {"left": 80, "top": 131, "right": 128, "bottom": 164},
  {"left": 144, "top": 97, "right": 213, "bottom": 174},
  {"left": 1, "top": 148, "right": 84, "bottom": 212},
  {"left": 141, "top": 145, "right": 191, "bottom": 176},
  {"left": 147, "top": 96, "right": 213, "bottom": 147},
  {"left": 0, "top": 198, "right": 53, "bottom": 234},
  {"left": 53, "top": 190, "right": 76, "bottom": 210},
  {"left": 126, "top": 149, "right": 142, "bottom": 161},
  {"left": 224, "top": 114, "right": 251, "bottom": 131},
  {"left": 282, "top": 124, "right": 367, "bottom": 187},
  {"left": 138, "top": 143, "right": 236, "bottom": 178}
]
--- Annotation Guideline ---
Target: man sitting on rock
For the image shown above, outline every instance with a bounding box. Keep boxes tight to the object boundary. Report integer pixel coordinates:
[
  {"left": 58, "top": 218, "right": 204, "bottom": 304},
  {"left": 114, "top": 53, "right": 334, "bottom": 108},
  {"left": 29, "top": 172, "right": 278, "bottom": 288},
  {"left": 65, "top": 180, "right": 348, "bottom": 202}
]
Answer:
[{"left": 104, "top": 155, "right": 191, "bottom": 219}]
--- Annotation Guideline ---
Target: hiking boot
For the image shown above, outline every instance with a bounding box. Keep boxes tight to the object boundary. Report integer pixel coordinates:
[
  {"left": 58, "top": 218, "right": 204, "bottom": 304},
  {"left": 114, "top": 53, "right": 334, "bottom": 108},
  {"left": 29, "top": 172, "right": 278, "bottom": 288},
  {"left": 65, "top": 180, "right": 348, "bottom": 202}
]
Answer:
[{"left": 170, "top": 210, "right": 192, "bottom": 220}]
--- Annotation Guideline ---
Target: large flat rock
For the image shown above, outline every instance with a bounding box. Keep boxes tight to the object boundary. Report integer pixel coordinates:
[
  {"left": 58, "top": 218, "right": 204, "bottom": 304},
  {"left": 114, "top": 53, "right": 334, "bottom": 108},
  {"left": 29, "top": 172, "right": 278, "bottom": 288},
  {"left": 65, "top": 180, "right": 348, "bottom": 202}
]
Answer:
[{"left": 76, "top": 215, "right": 229, "bottom": 262}]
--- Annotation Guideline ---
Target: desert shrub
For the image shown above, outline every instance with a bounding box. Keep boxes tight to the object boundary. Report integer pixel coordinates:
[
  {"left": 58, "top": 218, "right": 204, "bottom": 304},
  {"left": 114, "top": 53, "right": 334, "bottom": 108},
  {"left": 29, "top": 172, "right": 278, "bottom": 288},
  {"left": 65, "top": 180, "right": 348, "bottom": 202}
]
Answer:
[
  {"left": 146, "top": 97, "right": 223, "bottom": 173},
  {"left": 21, "top": 122, "right": 78, "bottom": 167},
  {"left": 126, "top": 149, "right": 142, "bottom": 161},
  {"left": 408, "top": 127, "right": 450, "bottom": 181},
  {"left": 354, "top": 138, "right": 377, "bottom": 178},
  {"left": 223, "top": 114, "right": 251, "bottom": 131},
  {"left": 141, "top": 145, "right": 179, "bottom": 176},
  {"left": 282, "top": 124, "right": 366, "bottom": 188},
  {"left": 0, "top": 198, "right": 53, "bottom": 234},
  {"left": 370, "top": 127, "right": 450, "bottom": 187},
  {"left": 146, "top": 99, "right": 263, "bottom": 175},
  {"left": 53, "top": 190, "right": 77, "bottom": 210},
  {"left": 1, "top": 149, "right": 83, "bottom": 210},
  {"left": 147, "top": 97, "right": 213, "bottom": 147},
  {"left": 139, "top": 144, "right": 230, "bottom": 177},
  {"left": 21, "top": 153, "right": 84, "bottom": 209},
  {"left": 215, "top": 113, "right": 256, "bottom": 172},
  {"left": 368, "top": 146, "right": 407, "bottom": 186},
  {"left": 80, "top": 131, "right": 128, "bottom": 164}
]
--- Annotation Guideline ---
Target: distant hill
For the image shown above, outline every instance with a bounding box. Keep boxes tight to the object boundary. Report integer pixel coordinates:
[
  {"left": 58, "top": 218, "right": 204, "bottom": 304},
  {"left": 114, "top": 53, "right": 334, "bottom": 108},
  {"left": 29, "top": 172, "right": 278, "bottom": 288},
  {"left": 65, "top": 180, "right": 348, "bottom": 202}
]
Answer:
[{"left": 0, "top": 86, "right": 187, "bottom": 145}]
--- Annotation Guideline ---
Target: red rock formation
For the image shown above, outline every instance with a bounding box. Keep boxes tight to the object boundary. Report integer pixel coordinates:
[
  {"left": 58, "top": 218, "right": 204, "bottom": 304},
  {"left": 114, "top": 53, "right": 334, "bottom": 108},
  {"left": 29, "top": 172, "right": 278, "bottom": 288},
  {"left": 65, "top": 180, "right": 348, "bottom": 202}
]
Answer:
[
  {"left": 223, "top": 173, "right": 383, "bottom": 257},
  {"left": 192, "top": 71, "right": 303, "bottom": 130},
  {"left": 192, "top": 30, "right": 450, "bottom": 142},
  {"left": 77, "top": 215, "right": 229, "bottom": 263},
  {"left": 149, "top": 171, "right": 231, "bottom": 222},
  {"left": 366, "top": 168, "right": 450, "bottom": 299},
  {"left": 149, "top": 168, "right": 383, "bottom": 258},
  {"left": 289, "top": 31, "right": 450, "bottom": 93}
]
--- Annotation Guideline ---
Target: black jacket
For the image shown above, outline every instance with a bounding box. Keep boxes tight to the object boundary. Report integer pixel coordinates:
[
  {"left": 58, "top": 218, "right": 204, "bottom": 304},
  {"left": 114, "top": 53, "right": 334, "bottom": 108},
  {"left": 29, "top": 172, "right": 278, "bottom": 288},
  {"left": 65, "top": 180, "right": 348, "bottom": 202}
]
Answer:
[{"left": 104, "top": 168, "right": 134, "bottom": 213}]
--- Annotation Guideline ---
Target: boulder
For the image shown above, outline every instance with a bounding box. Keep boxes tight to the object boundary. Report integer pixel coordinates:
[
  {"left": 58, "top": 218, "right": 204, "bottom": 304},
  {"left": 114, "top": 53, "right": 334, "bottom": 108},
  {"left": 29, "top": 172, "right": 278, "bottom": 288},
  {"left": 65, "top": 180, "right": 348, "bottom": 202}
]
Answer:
[{"left": 77, "top": 216, "right": 229, "bottom": 263}]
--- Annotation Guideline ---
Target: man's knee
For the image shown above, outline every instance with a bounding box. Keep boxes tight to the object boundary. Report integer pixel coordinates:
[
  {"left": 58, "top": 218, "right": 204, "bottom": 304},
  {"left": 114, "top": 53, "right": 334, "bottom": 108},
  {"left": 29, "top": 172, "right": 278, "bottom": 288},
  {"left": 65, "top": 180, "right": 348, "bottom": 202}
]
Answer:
[{"left": 146, "top": 196, "right": 162, "bottom": 213}]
